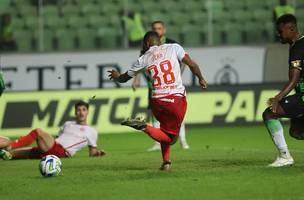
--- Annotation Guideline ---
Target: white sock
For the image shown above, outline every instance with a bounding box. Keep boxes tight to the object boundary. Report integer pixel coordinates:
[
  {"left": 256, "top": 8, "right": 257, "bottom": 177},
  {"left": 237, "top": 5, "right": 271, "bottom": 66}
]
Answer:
[
  {"left": 152, "top": 115, "right": 160, "bottom": 128},
  {"left": 265, "top": 119, "right": 290, "bottom": 157},
  {"left": 153, "top": 142, "right": 160, "bottom": 147},
  {"left": 179, "top": 123, "right": 187, "bottom": 145}
]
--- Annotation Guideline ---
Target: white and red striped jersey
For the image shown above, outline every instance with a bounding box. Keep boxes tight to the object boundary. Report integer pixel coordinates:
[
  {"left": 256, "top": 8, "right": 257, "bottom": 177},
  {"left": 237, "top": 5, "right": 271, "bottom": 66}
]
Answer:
[
  {"left": 55, "top": 121, "right": 98, "bottom": 156},
  {"left": 128, "top": 43, "right": 186, "bottom": 98}
]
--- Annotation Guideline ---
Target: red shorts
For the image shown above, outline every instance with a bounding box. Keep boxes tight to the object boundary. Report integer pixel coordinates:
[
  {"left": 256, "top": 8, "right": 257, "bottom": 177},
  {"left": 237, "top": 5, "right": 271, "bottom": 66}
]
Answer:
[
  {"left": 151, "top": 95, "right": 187, "bottom": 135},
  {"left": 30, "top": 142, "right": 68, "bottom": 159}
]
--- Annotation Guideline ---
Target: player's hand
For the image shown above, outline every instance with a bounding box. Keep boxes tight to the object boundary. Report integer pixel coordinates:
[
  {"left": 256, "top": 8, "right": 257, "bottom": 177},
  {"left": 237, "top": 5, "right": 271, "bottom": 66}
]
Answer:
[
  {"left": 199, "top": 79, "right": 208, "bottom": 89},
  {"left": 107, "top": 69, "right": 120, "bottom": 80},
  {"left": 93, "top": 149, "right": 106, "bottom": 157},
  {"left": 268, "top": 97, "right": 279, "bottom": 113},
  {"left": 132, "top": 79, "right": 140, "bottom": 91}
]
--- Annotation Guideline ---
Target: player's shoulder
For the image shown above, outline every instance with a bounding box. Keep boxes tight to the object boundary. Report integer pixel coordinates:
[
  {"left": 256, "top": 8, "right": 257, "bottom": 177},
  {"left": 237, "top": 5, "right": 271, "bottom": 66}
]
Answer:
[
  {"left": 165, "top": 37, "right": 178, "bottom": 44},
  {"left": 162, "top": 43, "right": 183, "bottom": 49},
  {"left": 85, "top": 125, "right": 98, "bottom": 135},
  {"left": 63, "top": 121, "right": 76, "bottom": 126},
  {"left": 291, "top": 37, "right": 304, "bottom": 54},
  {"left": 297, "top": 36, "right": 304, "bottom": 46}
]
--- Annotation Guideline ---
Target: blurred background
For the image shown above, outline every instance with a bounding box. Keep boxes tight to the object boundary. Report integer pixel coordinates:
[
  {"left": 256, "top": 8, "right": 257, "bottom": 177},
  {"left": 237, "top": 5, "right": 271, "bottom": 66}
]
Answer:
[
  {"left": 0, "top": 0, "right": 303, "bottom": 134},
  {"left": 0, "top": 0, "right": 303, "bottom": 52}
]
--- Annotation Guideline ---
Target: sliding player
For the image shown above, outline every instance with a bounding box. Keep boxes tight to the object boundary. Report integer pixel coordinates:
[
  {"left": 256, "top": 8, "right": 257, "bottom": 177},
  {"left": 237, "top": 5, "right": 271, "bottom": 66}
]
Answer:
[
  {"left": 0, "top": 101, "right": 105, "bottom": 160},
  {"left": 108, "top": 31, "right": 207, "bottom": 170},
  {"left": 263, "top": 14, "right": 304, "bottom": 167}
]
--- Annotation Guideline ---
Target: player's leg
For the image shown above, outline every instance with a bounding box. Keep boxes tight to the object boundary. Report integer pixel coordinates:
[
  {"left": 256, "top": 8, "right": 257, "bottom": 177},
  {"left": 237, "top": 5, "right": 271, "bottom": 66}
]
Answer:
[
  {"left": 152, "top": 114, "right": 160, "bottom": 128},
  {"left": 0, "top": 136, "right": 41, "bottom": 160},
  {"left": 159, "top": 142, "right": 171, "bottom": 170},
  {"left": 262, "top": 98, "right": 294, "bottom": 167},
  {"left": 10, "top": 128, "right": 54, "bottom": 153},
  {"left": 0, "top": 136, "right": 10, "bottom": 149},
  {"left": 148, "top": 143, "right": 161, "bottom": 151},
  {"left": 153, "top": 96, "right": 186, "bottom": 170},
  {"left": 289, "top": 116, "right": 304, "bottom": 140},
  {"left": 35, "top": 129, "right": 55, "bottom": 152},
  {"left": 179, "top": 123, "right": 189, "bottom": 149},
  {"left": 0, "top": 129, "right": 40, "bottom": 160},
  {"left": 10, "top": 148, "right": 33, "bottom": 159},
  {"left": 0, "top": 136, "right": 12, "bottom": 160},
  {"left": 9, "top": 129, "right": 40, "bottom": 149},
  {"left": 121, "top": 117, "right": 175, "bottom": 169},
  {"left": 147, "top": 113, "right": 161, "bottom": 151},
  {"left": 146, "top": 97, "right": 186, "bottom": 144},
  {"left": 263, "top": 107, "right": 290, "bottom": 156},
  {"left": 10, "top": 147, "right": 42, "bottom": 159},
  {"left": 144, "top": 125, "right": 174, "bottom": 143},
  {"left": 122, "top": 96, "right": 187, "bottom": 170},
  {"left": 146, "top": 90, "right": 161, "bottom": 151},
  {"left": 121, "top": 118, "right": 173, "bottom": 143}
]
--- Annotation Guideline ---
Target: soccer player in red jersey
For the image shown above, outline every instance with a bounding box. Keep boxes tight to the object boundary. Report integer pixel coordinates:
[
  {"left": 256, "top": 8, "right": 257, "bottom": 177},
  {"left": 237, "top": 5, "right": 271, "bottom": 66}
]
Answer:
[
  {"left": 0, "top": 101, "right": 105, "bottom": 160},
  {"left": 132, "top": 21, "right": 190, "bottom": 151},
  {"left": 108, "top": 31, "right": 207, "bottom": 170}
]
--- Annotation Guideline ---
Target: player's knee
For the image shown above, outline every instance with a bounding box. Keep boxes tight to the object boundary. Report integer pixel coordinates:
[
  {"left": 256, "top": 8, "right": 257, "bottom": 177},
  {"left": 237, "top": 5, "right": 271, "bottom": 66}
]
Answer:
[
  {"left": 262, "top": 108, "right": 273, "bottom": 121},
  {"left": 289, "top": 127, "right": 304, "bottom": 140},
  {"left": 32, "top": 128, "right": 42, "bottom": 133},
  {"left": 170, "top": 136, "right": 178, "bottom": 145},
  {"left": 34, "top": 128, "right": 47, "bottom": 137},
  {"left": 0, "top": 136, "right": 10, "bottom": 148}
]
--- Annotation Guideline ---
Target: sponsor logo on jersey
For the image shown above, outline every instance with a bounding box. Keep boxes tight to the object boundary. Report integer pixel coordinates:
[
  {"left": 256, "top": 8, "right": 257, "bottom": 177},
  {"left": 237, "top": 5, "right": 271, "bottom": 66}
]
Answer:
[{"left": 291, "top": 60, "right": 301, "bottom": 69}]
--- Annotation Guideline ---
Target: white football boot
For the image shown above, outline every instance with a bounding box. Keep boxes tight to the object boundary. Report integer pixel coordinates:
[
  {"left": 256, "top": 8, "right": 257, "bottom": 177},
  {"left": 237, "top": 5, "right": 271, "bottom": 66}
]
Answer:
[
  {"left": 180, "top": 141, "right": 190, "bottom": 149},
  {"left": 160, "top": 161, "right": 171, "bottom": 171},
  {"left": 268, "top": 155, "right": 294, "bottom": 167},
  {"left": 147, "top": 142, "right": 161, "bottom": 152}
]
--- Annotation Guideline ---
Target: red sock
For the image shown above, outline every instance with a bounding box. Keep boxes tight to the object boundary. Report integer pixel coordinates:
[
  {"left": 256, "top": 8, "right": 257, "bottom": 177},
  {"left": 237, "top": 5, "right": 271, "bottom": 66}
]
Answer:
[
  {"left": 161, "top": 142, "right": 170, "bottom": 162},
  {"left": 10, "top": 130, "right": 39, "bottom": 149},
  {"left": 144, "top": 125, "right": 172, "bottom": 143}
]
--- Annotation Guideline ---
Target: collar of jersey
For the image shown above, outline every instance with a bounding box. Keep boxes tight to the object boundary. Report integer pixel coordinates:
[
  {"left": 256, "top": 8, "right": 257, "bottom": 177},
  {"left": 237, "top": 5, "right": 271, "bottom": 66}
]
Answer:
[
  {"left": 291, "top": 35, "right": 304, "bottom": 47},
  {"left": 297, "top": 35, "right": 304, "bottom": 41},
  {"left": 147, "top": 45, "right": 158, "bottom": 52}
]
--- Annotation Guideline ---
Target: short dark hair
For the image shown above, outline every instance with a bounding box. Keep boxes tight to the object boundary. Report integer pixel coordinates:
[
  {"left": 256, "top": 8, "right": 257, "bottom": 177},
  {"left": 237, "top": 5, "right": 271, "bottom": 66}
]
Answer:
[
  {"left": 276, "top": 14, "right": 297, "bottom": 27},
  {"left": 143, "top": 31, "right": 159, "bottom": 43},
  {"left": 75, "top": 100, "right": 89, "bottom": 110},
  {"left": 151, "top": 20, "right": 165, "bottom": 27},
  {"left": 141, "top": 31, "right": 160, "bottom": 55}
]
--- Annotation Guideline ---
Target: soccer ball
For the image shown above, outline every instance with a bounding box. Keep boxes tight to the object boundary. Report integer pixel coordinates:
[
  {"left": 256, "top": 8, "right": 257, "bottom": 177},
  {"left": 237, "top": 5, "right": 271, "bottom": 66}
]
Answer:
[{"left": 39, "top": 155, "right": 62, "bottom": 177}]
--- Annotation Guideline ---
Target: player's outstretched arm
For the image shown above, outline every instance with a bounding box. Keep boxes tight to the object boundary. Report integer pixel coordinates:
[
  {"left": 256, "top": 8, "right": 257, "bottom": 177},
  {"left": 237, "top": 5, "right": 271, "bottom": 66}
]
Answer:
[
  {"left": 89, "top": 146, "right": 106, "bottom": 157},
  {"left": 182, "top": 54, "right": 208, "bottom": 89},
  {"left": 268, "top": 68, "right": 300, "bottom": 113},
  {"left": 132, "top": 73, "right": 141, "bottom": 91},
  {"left": 108, "top": 69, "right": 132, "bottom": 83}
]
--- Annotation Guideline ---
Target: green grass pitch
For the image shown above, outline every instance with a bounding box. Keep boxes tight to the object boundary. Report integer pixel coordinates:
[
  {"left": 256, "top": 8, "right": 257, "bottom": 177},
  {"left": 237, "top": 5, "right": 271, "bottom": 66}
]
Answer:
[{"left": 1, "top": 126, "right": 304, "bottom": 200}]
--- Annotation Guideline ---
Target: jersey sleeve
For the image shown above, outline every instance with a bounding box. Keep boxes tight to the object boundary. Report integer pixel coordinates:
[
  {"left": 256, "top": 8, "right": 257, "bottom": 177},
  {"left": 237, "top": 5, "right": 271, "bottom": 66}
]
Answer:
[
  {"left": 127, "top": 56, "right": 146, "bottom": 77},
  {"left": 87, "top": 128, "right": 98, "bottom": 147},
  {"left": 173, "top": 44, "right": 186, "bottom": 62},
  {"left": 290, "top": 47, "right": 304, "bottom": 71}
]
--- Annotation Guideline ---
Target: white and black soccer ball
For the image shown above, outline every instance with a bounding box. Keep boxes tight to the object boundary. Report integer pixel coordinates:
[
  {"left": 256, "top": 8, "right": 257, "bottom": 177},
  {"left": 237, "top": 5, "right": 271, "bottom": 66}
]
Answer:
[{"left": 39, "top": 155, "right": 62, "bottom": 177}]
